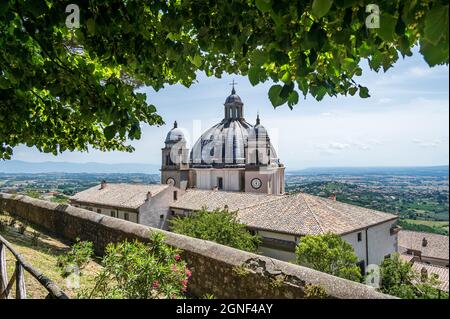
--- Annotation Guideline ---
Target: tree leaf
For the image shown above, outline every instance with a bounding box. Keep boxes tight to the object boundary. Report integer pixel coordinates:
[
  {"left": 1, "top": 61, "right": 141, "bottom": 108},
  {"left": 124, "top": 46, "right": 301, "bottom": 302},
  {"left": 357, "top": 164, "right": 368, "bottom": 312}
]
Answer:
[
  {"left": 287, "top": 90, "right": 299, "bottom": 109},
  {"left": 358, "top": 86, "right": 370, "bottom": 98},
  {"left": 377, "top": 13, "right": 397, "bottom": 42},
  {"left": 268, "top": 85, "right": 287, "bottom": 107},
  {"left": 424, "top": 5, "right": 448, "bottom": 46},
  {"left": 104, "top": 125, "right": 116, "bottom": 140},
  {"left": 255, "top": 0, "right": 272, "bottom": 13},
  {"left": 312, "top": 0, "right": 333, "bottom": 19},
  {"left": 248, "top": 66, "right": 263, "bottom": 86}
]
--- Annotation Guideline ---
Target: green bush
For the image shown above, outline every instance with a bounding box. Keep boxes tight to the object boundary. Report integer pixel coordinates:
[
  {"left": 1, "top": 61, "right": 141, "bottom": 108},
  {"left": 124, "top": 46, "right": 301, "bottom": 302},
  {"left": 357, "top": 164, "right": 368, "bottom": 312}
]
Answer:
[
  {"left": 295, "top": 233, "right": 362, "bottom": 282},
  {"left": 0, "top": 220, "right": 6, "bottom": 232},
  {"left": 17, "top": 222, "right": 27, "bottom": 234},
  {"left": 79, "top": 232, "right": 191, "bottom": 299},
  {"left": 57, "top": 239, "right": 94, "bottom": 277},
  {"left": 171, "top": 208, "right": 260, "bottom": 253},
  {"left": 379, "top": 253, "right": 448, "bottom": 299}
]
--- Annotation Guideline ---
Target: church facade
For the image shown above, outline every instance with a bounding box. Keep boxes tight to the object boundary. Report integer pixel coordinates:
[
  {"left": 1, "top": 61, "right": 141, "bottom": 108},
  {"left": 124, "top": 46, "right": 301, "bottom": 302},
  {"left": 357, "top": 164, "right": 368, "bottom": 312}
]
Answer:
[
  {"left": 70, "top": 86, "right": 400, "bottom": 268},
  {"left": 161, "top": 86, "right": 285, "bottom": 195}
]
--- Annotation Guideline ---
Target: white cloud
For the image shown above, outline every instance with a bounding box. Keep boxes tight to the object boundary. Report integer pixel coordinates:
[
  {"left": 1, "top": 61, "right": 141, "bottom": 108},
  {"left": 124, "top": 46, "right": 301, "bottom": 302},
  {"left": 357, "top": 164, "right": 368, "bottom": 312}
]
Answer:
[
  {"left": 408, "top": 66, "right": 433, "bottom": 77},
  {"left": 412, "top": 138, "right": 444, "bottom": 148}
]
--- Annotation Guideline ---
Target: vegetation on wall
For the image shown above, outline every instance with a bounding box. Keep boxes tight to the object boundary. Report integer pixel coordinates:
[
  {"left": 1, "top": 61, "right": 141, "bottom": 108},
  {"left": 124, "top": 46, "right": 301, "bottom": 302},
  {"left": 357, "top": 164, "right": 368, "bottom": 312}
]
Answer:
[
  {"left": 171, "top": 208, "right": 261, "bottom": 253},
  {"left": 295, "top": 233, "right": 363, "bottom": 282},
  {"left": 1, "top": 0, "right": 448, "bottom": 159}
]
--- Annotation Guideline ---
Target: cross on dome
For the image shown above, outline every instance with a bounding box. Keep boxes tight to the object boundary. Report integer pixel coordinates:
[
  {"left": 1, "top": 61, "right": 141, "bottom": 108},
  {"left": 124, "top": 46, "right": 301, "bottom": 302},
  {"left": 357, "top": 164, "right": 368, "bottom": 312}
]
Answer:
[{"left": 229, "top": 79, "right": 237, "bottom": 94}]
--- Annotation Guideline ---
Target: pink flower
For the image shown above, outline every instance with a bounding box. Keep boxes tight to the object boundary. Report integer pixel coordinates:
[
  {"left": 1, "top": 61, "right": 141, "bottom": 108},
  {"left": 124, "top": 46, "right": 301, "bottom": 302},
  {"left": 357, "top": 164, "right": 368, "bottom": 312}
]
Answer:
[
  {"left": 185, "top": 269, "right": 192, "bottom": 278},
  {"left": 174, "top": 254, "right": 181, "bottom": 261},
  {"left": 171, "top": 264, "right": 177, "bottom": 271},
  {"left": 171, "top": 294, "right": 177, "bottom": 299},
  {"left": 152, "top": 280, "right": 159, "bottom": 289},
  {"left": 181, "top": 279, "right": 188, "bottom": 287},
  {"left": 181, "top": 287, "right": 187, "bottom": 293}
]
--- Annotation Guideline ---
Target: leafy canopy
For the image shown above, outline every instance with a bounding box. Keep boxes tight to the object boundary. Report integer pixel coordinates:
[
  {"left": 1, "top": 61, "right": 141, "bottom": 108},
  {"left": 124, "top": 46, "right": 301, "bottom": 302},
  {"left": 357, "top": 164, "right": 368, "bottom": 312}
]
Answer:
[
  {"left": 295, "top": 233, "right": 362, "bottom": 282},
  {"left": 1, "top": 0, "right": 448, "bottom": 159},
  {"left": 171, "top": 208, "right": 260, "bottom": 252}
]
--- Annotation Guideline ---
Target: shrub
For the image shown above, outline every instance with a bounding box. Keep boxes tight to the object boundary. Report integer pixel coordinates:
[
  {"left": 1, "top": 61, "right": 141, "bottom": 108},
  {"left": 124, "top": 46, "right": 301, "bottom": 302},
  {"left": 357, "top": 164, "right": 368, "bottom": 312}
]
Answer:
[
  {"left": 0, "top": 220, "right": 6, "bottom": 232},
  {"left": 57, "top": 239, "right": 94, "bottom": 277},
  {"left": 17, "top": 222, "right": 27, "bottom": 234},
  {"left": 31, "top": 231, "right": 41, "bottom": 246},
  {"left": 295, "top": 233, "right": 362, "bottom": 282},
  {"left": 79, "top": 232, "right": 191, "bottom": 299},
  {"left": 379, "top": 253, "right": 448, "bottom": 299},
  {"left": 8, "top": 218, "right": 17, "bottom": 227},
  {"left": 171, "top": 208, "right": 260, "bottom": 252}
]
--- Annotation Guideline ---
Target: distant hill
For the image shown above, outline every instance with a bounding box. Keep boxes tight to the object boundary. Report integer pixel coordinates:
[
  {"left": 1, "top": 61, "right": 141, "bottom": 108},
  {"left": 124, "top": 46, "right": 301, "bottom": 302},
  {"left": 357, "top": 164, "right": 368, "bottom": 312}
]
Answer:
[
  {"left": 0, "top": 160, "right": 160, "bottom": 174},
  {"left": 287, "top": 165, "right": 449, "bottom": 176}
]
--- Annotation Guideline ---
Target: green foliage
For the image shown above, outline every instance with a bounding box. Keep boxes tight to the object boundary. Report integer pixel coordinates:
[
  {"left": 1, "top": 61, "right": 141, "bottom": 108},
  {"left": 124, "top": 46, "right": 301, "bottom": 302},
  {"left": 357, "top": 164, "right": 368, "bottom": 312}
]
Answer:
[
  {"left": 232, "top": 265, "right": 252, "bottom": 277},
  {"left": 171, "top": 208, "right": 260, "bottom": 252},
  {"left": 295, "top": 233, "right": 362, "bottom": 282},
  {"left": 0, "top": 1, "right": 448, "bottom": 159},
  {"left": 24, "top": 189, "right": 42, "bottom": 199},
  {"left": 79, "top": 232, "right": 191, "bottom": 299},
  {"left": 0, "top": 220, "right": 6, "bottom": 232},
  {"left": 57, "top": 239, "right": 94, "bottom": 277},
  {"left": 31, "top": 230, "right": 41, "bottom": 246},
  {"left": 303, "top": 283, "right": 328, "bottom": 299},
  {"left": 398, "top": 220, "right": 448, "bottom": 236},
  {"left": 17, "top": 221, "right": 27, "bottom": 234},
  {"left": 379, "top": 253, "right": 448, "bottom": 299}
]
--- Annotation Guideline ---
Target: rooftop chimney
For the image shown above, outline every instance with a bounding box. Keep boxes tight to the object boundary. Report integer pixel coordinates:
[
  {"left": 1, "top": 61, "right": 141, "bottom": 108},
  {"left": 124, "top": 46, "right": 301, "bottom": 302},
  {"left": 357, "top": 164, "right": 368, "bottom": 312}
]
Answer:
[
  {"left": 146, "top": 191, "right": 152, "bottom": 201},
  {"left": 422, "top": 237, "right": 428, "bottom": 247},
  {"left": 100, "top": 180, "right": 107, "bottom": 189},
  {"left": 329, "top": 193, "right": 337, "bottom": 201},
  {"left": 213, "top": 186, "right": 219, "bottom": 191},
  {"left": 420, "top": 267, "right": 428, "bottom": 282}
]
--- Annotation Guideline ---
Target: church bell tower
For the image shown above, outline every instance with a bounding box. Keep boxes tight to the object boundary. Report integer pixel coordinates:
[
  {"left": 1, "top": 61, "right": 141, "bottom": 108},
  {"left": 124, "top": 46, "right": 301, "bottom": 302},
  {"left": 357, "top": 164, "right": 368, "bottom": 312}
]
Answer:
[{"left": 161, "top": 121, "right": 190, "bottom": 189}]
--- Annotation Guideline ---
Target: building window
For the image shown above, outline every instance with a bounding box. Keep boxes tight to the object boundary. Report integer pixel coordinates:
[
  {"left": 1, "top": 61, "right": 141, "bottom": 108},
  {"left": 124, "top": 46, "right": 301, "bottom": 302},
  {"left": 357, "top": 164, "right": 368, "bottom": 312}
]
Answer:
[
  {"left": 173, "top": 191, "right": 178, "bottom": 201},
  {"left": 160, "top": 214, "right": 164, "bottom": 219},
  {"left": 217, "top": 177, "right": 223, "bottom": 190},
  {"left": 124, "top": 213, "right": 129, "bottom": 221},
  {"left": 111, "top": 210, "right": 116, "bottom": 218},
  {"left": 384, "top": 254, "right": 391, "bottom": 260},
  {"left": 171, "top": 210, "right": 175, "bottom": 216},
  {"left": 97, "top": 208, "right": 101, "bottom": 214},
  {"left": 357, "top": 232, "right": 362, "bottom": 242}
]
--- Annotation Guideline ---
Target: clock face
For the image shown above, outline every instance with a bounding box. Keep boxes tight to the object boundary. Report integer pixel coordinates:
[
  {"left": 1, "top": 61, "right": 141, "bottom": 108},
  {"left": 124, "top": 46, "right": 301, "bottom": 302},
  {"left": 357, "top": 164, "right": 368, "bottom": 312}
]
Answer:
[
  {"left": 166, "top": 177, "right": 175, "bottom": 186},
  {"left": 251, "top": 178, "right": 262, "bottom": 189}
]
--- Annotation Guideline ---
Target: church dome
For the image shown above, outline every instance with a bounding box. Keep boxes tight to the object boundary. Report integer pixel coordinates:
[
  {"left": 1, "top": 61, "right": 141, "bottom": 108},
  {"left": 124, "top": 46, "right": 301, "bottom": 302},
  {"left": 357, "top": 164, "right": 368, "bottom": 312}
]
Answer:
[
  {"left": 190, "top": 90, "right": 280, "bottom": 168},
  {"left": 165, "top": 121, "right": 185, "bottom": 143},
  {"left": 224, "top": 86, "right": 243, "bottom": 104}
]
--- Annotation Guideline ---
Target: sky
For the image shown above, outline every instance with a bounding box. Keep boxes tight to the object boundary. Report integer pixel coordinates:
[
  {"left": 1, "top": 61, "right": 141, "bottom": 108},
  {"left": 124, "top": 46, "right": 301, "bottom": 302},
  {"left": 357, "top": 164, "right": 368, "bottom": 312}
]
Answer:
[{"left": 10, "top": 48, "right": 449, "bottom": 170}]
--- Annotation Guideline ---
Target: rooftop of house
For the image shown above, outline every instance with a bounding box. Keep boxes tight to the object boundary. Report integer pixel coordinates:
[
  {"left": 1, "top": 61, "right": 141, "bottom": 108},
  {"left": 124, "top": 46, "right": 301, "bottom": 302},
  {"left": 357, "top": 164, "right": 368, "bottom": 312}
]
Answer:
[
  {"left": 169, "top": 188, "right": 282, "bottom": 212},
  {"left": 411, "top": 261, "right": 449, "bottom": 292},
  {"left": 70, "top": 183, "right": 169, "bottom": 210},
  {"left": 398, "top": 230, "right": 449, "bottom": 261},
  {"left": 170, "top": 189, "right": 398, "bottom": 236},
  {"left": 237, "top": 192, "right": 398, "bottom": 236}
]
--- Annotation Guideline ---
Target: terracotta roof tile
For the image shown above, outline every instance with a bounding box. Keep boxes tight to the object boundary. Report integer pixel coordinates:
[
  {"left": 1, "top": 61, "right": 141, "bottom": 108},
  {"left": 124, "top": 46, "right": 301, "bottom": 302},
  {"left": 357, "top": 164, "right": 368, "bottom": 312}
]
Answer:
[
  {"left": 398, "top": 230, "right": 449, "bottom": 261},
  {"left": 70, "top": 183, "right": 169, "bottom": 210}
]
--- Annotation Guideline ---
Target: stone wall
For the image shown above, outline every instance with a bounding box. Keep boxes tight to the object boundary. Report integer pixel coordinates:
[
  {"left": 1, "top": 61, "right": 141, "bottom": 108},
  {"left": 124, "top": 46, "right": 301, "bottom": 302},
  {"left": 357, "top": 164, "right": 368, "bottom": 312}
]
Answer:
[{"left": 0, "top": 193, "right": 394, "bottom": 299}]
